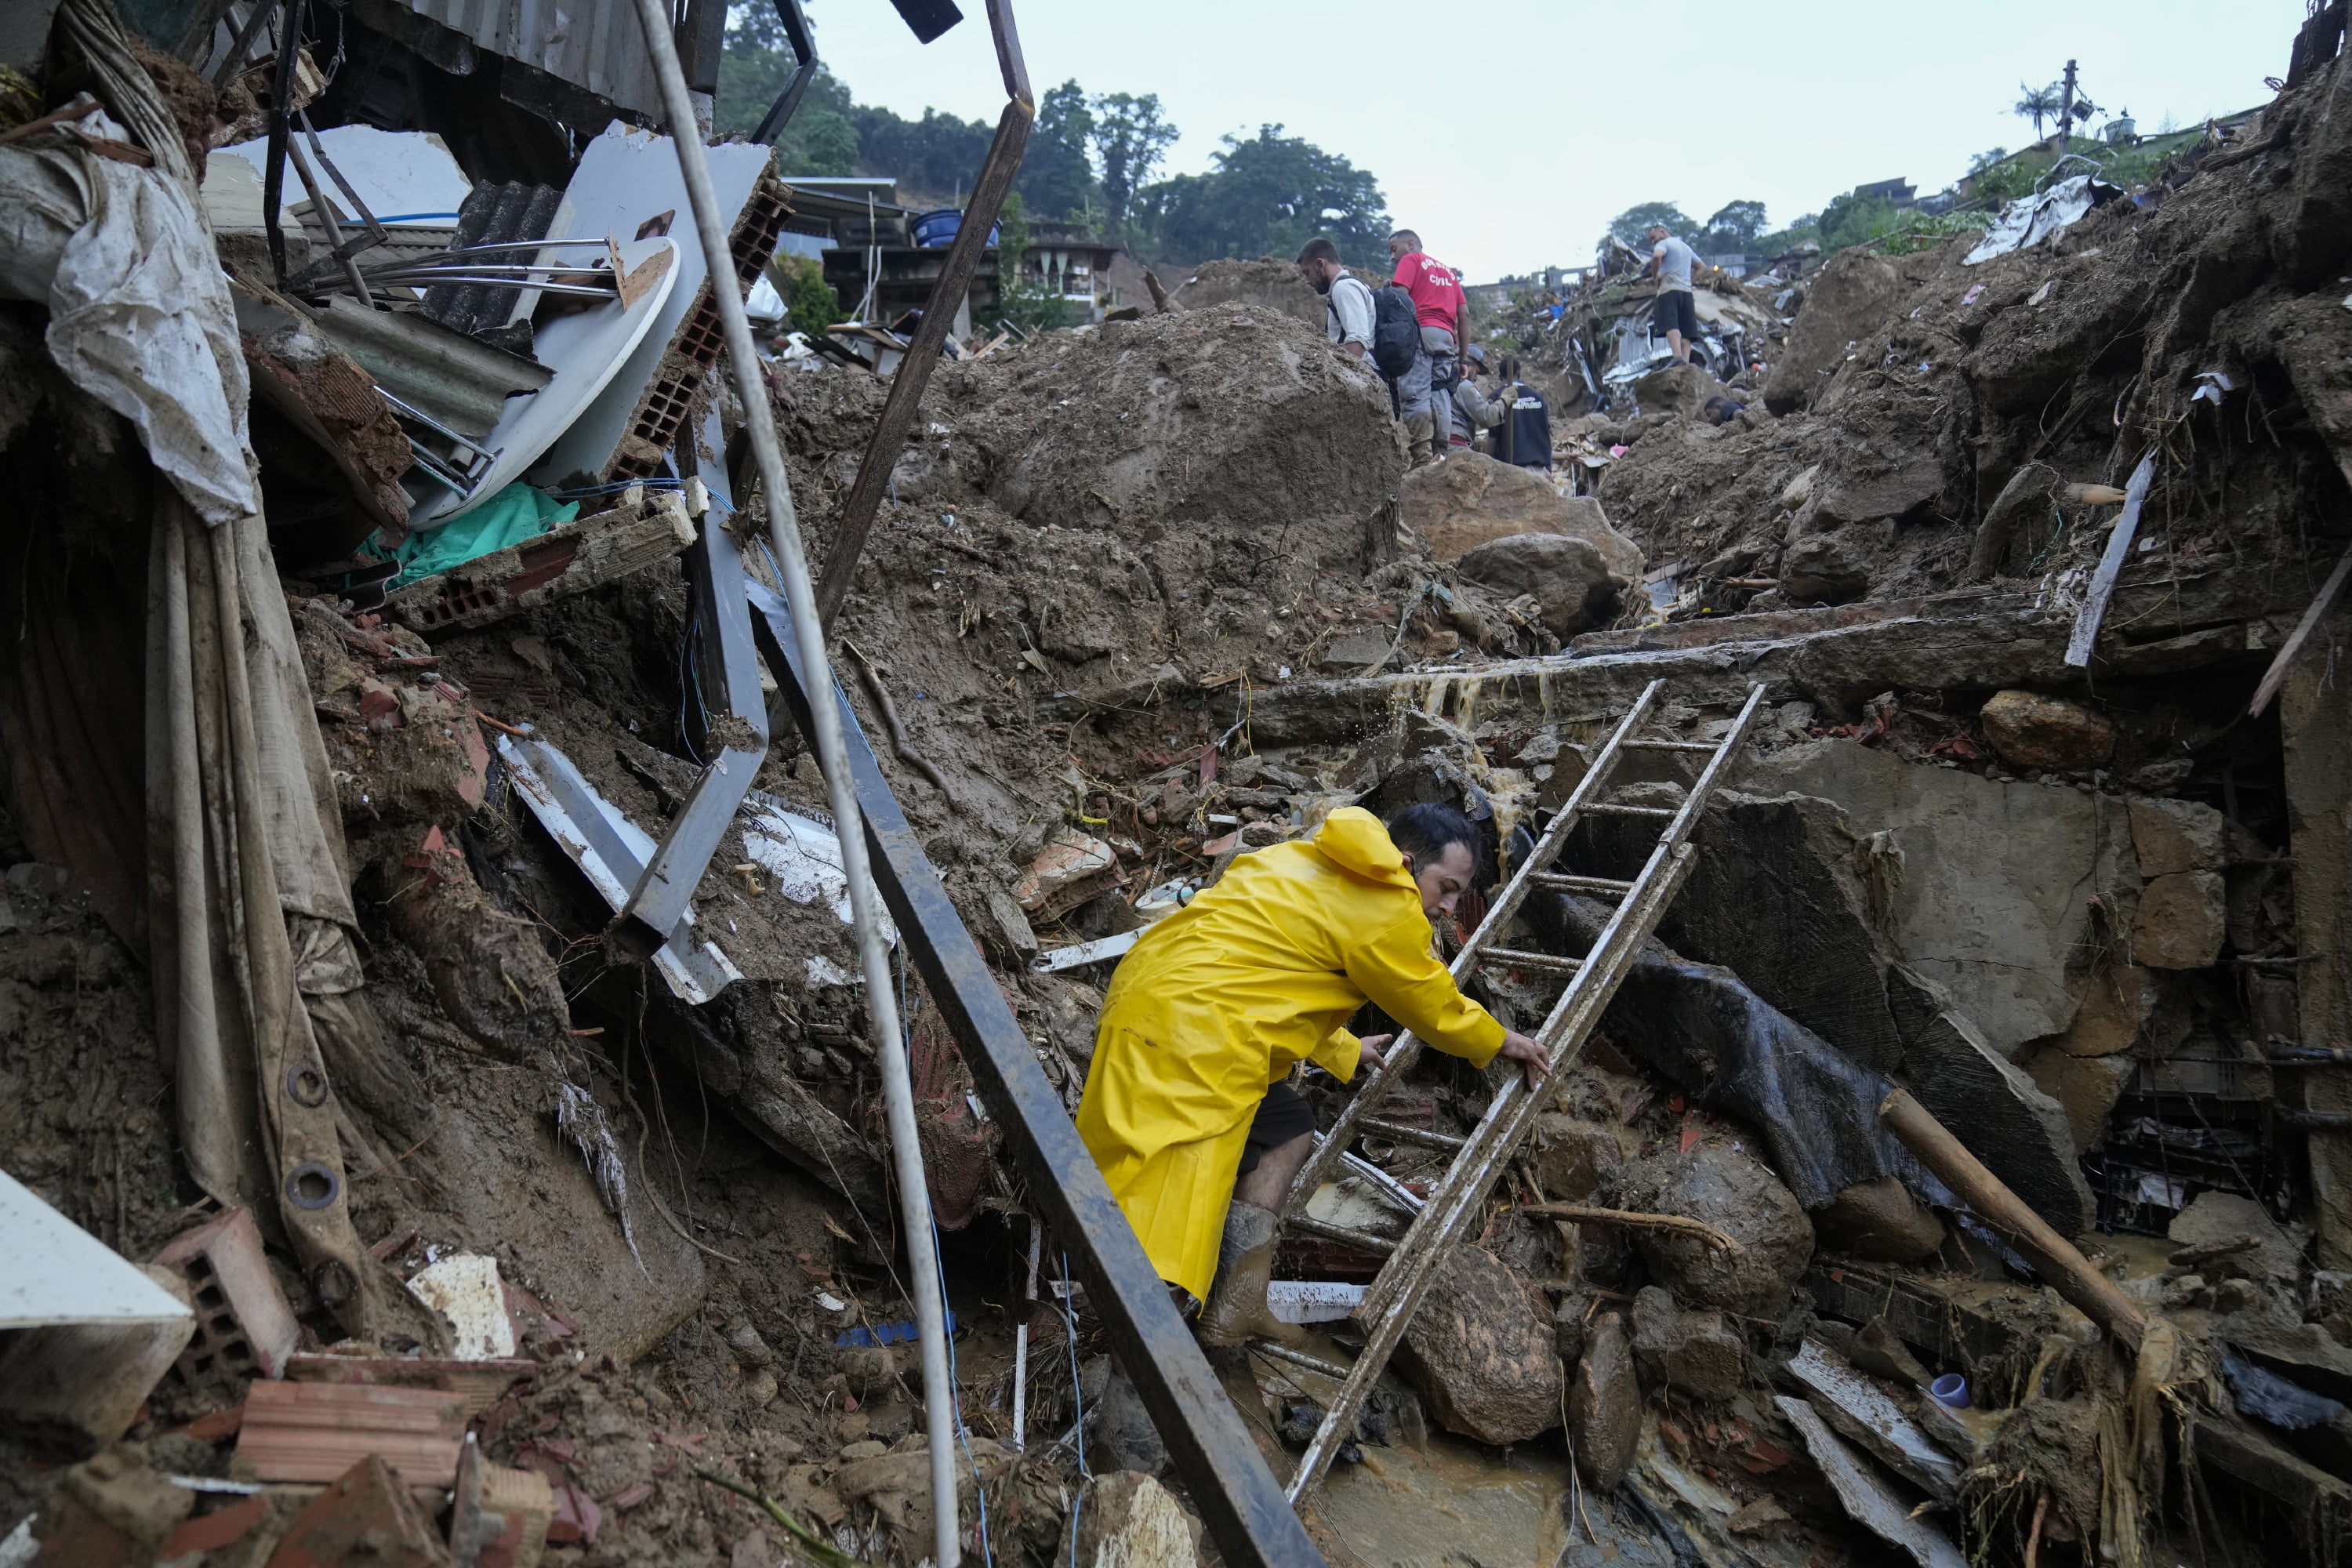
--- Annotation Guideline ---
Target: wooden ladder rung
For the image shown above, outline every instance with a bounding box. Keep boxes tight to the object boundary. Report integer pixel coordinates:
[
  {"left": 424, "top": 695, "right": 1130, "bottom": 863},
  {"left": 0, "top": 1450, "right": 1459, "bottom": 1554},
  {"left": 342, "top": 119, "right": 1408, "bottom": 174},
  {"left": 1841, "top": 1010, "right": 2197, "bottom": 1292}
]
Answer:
[
  {"left": 1620, "top": 739, "right": 1719, "bottom": 753},
  {"left": 1359, "top": 1119, "right": 1467, "bottom": 1152},
  {"left": 1283, "top": 1216, "right": 1397, "bottom": 1255},
  {"left": 1526, "top": 872, "right": 1635, "bottom": 895},
  {"left": 1581, "top": 803, "right": 1676, "bottom": 818},
  {"left": 1480, "top": 947, "right": 1584, "bottom": 976}
]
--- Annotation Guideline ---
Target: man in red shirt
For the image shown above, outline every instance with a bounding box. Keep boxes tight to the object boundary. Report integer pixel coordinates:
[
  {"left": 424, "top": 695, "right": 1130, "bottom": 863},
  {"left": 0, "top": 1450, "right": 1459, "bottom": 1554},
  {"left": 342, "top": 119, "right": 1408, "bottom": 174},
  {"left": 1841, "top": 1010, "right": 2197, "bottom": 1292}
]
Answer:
[{"left": 1386, "top": 230, "right": 1462, "bottom": 463}]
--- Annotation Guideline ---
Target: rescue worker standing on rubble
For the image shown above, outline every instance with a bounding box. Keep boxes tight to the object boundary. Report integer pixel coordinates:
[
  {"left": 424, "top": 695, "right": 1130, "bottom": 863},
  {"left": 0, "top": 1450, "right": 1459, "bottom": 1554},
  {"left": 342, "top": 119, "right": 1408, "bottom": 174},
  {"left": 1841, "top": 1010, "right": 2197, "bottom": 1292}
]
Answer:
[
  {"left": 1387, "top": 230, "right": 1465, "bottom": 463},
  {"left": 1076, "top": 804, "right": 1548, "bottom": 1416},
  {"left": 1646, "top": 221, "right": 1703, "bottom": 365},
  {"left": 1294, "top": 236, "right": 1377, "bottom": 366}
]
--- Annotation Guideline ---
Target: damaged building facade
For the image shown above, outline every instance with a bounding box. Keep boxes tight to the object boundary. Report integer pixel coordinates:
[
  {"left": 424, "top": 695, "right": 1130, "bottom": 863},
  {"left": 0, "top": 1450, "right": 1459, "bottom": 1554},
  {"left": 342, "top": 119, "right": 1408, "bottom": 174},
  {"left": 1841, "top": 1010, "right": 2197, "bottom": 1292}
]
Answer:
[{"left": 5, "top": 2, "right": 2352, "bottom": 1567}]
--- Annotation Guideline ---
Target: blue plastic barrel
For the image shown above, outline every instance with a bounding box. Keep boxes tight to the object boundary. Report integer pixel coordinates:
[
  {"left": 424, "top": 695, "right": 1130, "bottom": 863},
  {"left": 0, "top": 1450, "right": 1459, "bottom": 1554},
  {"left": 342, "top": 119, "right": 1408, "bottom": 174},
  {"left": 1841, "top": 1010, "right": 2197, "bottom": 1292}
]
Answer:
[{"left": 912, "top": 209, "right": 1002, "bottom": 249}]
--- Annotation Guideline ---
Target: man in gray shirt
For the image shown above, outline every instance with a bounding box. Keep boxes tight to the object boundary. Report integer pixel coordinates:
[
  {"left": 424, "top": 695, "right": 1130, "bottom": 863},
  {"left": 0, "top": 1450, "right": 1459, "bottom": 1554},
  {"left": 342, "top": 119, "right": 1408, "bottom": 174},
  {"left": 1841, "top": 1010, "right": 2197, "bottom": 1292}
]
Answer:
[
  {"left": 1295, "top": 237, "right": 1377, "bottom": 366},
  {"left": 1646, "top": 222, "right": 1703, "bottom": 365}
]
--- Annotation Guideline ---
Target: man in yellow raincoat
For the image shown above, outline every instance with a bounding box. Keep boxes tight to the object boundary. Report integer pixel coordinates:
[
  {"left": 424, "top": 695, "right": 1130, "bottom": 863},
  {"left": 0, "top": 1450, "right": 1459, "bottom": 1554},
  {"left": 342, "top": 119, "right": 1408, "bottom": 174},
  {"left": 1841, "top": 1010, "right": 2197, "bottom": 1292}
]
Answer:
[{"left": 1076, "top": 801, "right": 1547, "bottom": 1355}]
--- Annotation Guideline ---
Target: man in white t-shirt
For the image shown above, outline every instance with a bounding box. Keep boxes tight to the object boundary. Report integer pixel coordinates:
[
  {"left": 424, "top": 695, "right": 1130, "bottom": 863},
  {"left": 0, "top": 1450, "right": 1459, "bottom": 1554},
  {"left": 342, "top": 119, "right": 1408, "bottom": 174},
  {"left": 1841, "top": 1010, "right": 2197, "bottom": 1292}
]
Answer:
[
  {"left": 1646, "top": 222, "right": 1703, "bottom": 365},
  {"left": 1295, "top": 236, "right": 1377, "bottom": 365}
]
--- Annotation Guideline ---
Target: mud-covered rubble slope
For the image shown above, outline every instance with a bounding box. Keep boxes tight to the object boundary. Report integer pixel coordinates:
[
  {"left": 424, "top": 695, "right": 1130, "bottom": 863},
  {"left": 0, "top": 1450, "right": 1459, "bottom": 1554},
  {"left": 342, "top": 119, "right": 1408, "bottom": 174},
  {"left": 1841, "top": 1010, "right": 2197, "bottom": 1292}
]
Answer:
[
  {"left": 1592, "top": 65, "right": 2352, "bottom": 612},
  {"left": 855, "top": 301, "right": 1403, "bottom": 557}
]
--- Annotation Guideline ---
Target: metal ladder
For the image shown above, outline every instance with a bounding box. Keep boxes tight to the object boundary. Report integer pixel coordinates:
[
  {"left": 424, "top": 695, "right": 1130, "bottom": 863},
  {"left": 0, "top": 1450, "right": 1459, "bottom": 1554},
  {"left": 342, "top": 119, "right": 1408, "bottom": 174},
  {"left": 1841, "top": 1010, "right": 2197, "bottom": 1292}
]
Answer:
[{"left": 1276, "top": 677, "right": 1767, "bottom": 1500}]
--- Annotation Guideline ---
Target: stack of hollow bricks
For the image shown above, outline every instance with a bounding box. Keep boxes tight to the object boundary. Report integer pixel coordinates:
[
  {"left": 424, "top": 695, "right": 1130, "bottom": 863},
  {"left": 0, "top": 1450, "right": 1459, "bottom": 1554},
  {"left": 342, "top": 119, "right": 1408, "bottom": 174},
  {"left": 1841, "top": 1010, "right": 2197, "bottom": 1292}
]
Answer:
[
  {"left": 150, "top": 1206, "right": 301, "bottom": 1388},
  {"left": 604, "top": 168, "right": 792, "bottom": 484}
]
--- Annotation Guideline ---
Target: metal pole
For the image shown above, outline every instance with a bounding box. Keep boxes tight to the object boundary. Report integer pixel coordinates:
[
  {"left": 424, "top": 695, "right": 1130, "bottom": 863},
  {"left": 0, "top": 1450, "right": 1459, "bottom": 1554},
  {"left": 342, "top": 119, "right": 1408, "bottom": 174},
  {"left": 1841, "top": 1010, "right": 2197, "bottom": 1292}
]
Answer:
[{"left": 623, "top": 5, "right": 960, "bottom": 1563}]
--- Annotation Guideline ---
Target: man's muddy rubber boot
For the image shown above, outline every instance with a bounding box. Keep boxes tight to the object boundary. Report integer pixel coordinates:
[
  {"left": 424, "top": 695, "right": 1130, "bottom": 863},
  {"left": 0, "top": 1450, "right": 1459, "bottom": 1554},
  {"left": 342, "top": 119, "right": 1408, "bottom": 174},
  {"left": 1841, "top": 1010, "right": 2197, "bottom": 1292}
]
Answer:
[{"left": 1196, "top": 1202, "right": 1304, "bottom": 1348}]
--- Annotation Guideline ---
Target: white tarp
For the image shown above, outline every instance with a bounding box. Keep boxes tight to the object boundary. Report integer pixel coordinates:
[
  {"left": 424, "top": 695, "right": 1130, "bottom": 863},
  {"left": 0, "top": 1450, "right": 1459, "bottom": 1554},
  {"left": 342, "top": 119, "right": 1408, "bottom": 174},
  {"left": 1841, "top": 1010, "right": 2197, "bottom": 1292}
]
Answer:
[
  {"left": 1964, "top": 174, "right": 2124, "bottom": 266},
  {"left": 0, "top": 107, "right": 257, "bottom": 523}
]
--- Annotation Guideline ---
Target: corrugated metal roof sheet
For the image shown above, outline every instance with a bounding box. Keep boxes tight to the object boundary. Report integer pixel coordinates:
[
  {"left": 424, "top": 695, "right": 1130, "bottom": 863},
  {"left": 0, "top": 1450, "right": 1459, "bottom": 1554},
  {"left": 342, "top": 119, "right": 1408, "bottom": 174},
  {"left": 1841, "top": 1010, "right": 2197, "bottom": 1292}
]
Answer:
[{"left": 392, "top": 0, "right": 664, "bottom": 120}]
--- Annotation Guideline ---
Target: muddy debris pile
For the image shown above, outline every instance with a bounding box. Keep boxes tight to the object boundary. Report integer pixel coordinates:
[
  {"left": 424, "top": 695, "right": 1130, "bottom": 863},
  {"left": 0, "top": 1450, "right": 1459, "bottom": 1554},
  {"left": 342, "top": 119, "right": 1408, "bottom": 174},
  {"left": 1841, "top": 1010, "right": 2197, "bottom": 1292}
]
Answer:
[{"left": 7, "top": 3, "right": 2352, "bottom": 1566}]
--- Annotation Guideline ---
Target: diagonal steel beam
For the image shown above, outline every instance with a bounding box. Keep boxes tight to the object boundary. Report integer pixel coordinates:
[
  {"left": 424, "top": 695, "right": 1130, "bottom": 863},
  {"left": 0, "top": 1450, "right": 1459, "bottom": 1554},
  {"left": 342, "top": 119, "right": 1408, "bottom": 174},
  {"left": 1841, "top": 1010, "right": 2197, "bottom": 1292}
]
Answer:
[
  {"left": 810, "top": 0, "right": 1033, "bottom": 630},
  {"left": 746, "top": 577, "right": 1324, "bottom": 1568}
]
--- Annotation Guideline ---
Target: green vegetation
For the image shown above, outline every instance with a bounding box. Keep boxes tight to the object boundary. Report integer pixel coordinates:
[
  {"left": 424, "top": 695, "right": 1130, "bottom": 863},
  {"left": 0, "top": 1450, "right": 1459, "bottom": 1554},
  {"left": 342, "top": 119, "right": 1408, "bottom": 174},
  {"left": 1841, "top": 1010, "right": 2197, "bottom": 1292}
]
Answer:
[
  {"left": 715, "top": 17, "right": 1385, "bottom": 263},
  {"left": 980, "top": 194, "right": 1076, "bottom": 334},
  {"left": 1134, "top": 124, "right": 1388, "bottom": 261},
  {"left": 770, "top": 253, "right": 842, "bottom": 336}
]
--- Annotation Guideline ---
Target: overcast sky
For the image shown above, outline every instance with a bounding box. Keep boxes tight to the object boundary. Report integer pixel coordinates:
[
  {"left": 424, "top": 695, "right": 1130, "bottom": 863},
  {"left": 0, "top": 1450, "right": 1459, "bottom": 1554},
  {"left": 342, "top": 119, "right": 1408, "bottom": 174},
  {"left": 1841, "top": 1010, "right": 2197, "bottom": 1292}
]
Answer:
[{"left": 793, "top": 0, "right": 2306, "bottom": 280}]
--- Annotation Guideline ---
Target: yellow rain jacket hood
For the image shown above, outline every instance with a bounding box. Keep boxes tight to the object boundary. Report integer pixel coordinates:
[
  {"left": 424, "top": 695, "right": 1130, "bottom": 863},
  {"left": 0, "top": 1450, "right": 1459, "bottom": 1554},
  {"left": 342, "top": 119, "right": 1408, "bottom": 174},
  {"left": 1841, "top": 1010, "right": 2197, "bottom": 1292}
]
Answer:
[{"left": 1075, "top": 806, "right": 1504, "bottom": 1298}]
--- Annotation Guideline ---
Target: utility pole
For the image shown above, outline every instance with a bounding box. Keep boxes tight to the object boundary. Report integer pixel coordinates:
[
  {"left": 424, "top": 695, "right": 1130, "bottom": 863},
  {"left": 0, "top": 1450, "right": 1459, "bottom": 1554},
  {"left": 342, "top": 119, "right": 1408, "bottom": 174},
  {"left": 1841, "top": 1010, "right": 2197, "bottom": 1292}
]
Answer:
[{"left": 2060, "top": 59, "right": 2078, "bottom": 154}]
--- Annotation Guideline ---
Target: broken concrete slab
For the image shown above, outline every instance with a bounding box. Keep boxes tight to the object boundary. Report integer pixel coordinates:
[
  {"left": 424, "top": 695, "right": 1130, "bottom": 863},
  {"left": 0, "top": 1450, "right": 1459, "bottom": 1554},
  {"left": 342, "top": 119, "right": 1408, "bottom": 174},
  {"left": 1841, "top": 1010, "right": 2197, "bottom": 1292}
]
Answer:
[
  {"left": 0, "top": 1265, "right": 193, "bottom": 1456},
  {"left": 1883, "top": 966, "right": 2092, "bottom": 1233},
  {"left": 1398, "top": 1243, "right": 1564, "bottom": 1446},
  {"left": 1785, "top": 1339, "right": 1960, "bottom": 1500},
  {"left": 1667, "top": 789, "right": 1905, "bottom": 1074},
  {"left": 1776, "top": 1397, "right": 1965, "bottom": 1568},
  {"left": 1750, "top": 741, "right": 2136, "bottom": 1056},
  {"left": 1400, "top": 451, "right": 1642, "bottom": 579}
]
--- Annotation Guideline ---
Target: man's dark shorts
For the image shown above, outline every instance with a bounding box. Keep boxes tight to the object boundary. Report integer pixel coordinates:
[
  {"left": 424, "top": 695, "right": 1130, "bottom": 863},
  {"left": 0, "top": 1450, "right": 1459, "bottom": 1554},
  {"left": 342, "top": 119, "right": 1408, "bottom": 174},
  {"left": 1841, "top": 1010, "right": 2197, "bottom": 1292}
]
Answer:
[
  {"left": 1653, "top": 287, "right": 1699, "bottom": 340},
  {"left": 1237, "top": 1080, "right": 1316, "bottom": 1174}
]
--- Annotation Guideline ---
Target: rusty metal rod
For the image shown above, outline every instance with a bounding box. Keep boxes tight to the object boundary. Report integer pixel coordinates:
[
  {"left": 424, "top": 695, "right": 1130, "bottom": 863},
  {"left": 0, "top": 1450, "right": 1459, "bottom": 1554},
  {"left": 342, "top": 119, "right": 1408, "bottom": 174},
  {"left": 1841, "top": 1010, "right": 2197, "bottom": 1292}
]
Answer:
[{"left": 1509, "top": 1203, "right": 1744, "bottom": 1254}]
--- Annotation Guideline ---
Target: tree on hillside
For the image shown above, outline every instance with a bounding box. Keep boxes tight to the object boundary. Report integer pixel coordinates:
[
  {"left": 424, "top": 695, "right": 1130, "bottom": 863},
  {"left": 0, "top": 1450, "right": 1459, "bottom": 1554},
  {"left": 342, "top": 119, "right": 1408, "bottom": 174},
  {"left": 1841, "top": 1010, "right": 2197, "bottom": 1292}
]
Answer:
[
  {"left": 1701, "top": 199, "right": 1767, "bottom": 251},
  {"left": 852, "top": 103, "right": 994, "bottom": 203},
  {"left": 1089, "top": 93, "right": 1179, "bottom": 227},
  {"left": 715, "top": 11, "right": 858, "bottom": 172},
  {"left": 1606, "top": 201, "right": 1700, "bottom": 245},
  {"left": 2014, "top": 82, "right": 2064, "bottom": 140},
  {"left": 1968, "top": 147, "right": 2010, "bottom": 174},
  {"left": 1134, "top": 124, "right": 1387, "bottom": 262},
  {"left": 1019, "top": 80, "right": 1099, "bottom": 223}
]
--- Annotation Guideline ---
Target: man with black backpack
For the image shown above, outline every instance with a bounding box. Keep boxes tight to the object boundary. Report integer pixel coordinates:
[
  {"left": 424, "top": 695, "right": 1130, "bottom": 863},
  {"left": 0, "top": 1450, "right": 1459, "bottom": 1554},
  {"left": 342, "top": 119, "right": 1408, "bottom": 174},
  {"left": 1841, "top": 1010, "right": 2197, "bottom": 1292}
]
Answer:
[
  {"left": 1388, "top": 229, "right": 1465, "bottom": 464},
  {"left": 1296, "top": 236, "right": 1429, "bottom": 456}
]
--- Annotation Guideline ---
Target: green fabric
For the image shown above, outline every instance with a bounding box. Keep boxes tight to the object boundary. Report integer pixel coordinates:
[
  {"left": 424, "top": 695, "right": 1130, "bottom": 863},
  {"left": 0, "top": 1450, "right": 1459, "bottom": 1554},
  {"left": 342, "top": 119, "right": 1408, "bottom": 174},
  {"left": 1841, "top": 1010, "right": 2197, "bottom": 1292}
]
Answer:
[{"left": 374, "top": 485, "right": 579, "bottom": 587}]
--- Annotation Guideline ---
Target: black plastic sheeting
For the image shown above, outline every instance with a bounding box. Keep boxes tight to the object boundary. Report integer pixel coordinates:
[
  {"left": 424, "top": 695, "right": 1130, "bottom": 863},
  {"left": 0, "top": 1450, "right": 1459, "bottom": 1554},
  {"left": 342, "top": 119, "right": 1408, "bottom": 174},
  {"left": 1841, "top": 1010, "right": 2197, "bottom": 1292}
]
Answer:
[{"left": 1534, "top": 894, "right": 1952, "bottom": 1214}]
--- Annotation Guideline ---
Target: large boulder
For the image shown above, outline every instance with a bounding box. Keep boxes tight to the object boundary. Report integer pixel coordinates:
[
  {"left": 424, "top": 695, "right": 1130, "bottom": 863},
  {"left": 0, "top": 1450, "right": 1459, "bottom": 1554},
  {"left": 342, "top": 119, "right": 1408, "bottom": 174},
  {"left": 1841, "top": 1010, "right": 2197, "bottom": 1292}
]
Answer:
[
  {"left": 1567, "top": 1312, "right": 1640, "bottom": 1490},
  {"left": 1399, "top": 451, "right": 1642, "bottom": 579},
  {"left": 983, "top": 304, "right": 1403, "bottom": 567},
  {"left": 1751, "top": 740, "right": 2140, "bottom": 1055},
  {"left": 1167, "top": 256, "right": 1327, "bottom": 330},
  {"left": 1762, "top": 249, "right": 1904, "bottom": 415},
  {"left": 1630, "top": 1286, "right": 1748, "bottom": 1400},
  {"left": 1398, "top": 1243, "right": 1563, "bottom": 1446},
  {"left": 1979, "top": 689, "right": 2117, "bottom": 771},
  {"left": 1606, "top": 1141, "right": 1815, "bottom": 1317},
  {"left": 1454, "top": 532, "right": 1624, "bottom": 637}
]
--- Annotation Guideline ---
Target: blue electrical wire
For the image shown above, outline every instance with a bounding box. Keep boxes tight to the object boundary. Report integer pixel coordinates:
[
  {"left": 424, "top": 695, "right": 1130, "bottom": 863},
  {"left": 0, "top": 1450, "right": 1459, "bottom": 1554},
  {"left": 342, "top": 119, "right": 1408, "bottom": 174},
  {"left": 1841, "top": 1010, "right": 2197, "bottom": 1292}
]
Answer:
[{"left": 1062, "top": 1249, "right": 1088, "bottom": 1566}]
